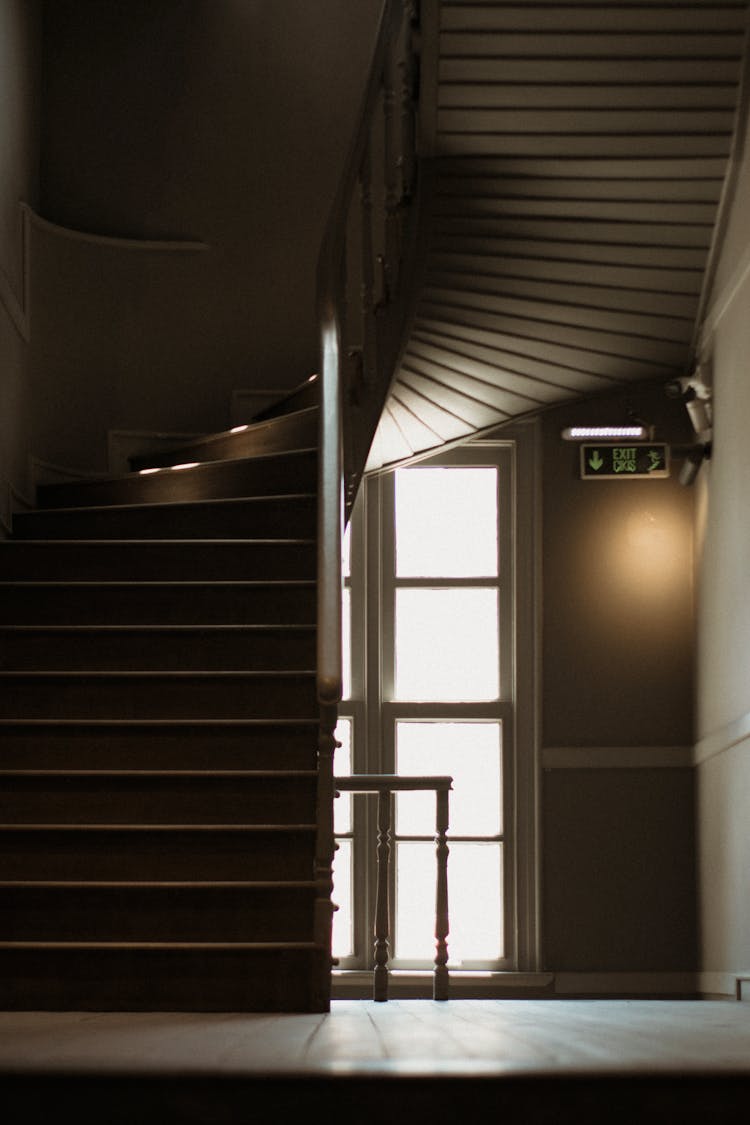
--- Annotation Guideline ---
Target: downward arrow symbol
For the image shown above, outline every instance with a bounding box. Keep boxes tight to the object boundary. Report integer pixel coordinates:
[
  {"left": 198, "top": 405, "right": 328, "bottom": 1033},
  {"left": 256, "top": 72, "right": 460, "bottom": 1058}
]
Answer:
[{"left": 588, "top": 450, "right": 604, "bottom": 471}]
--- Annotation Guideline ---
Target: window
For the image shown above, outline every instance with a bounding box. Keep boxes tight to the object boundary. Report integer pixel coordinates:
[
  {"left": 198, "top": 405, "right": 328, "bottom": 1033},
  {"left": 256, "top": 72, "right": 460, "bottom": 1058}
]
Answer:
[{"left": 333, "top": 432, "right": 539, "bottom": 984}]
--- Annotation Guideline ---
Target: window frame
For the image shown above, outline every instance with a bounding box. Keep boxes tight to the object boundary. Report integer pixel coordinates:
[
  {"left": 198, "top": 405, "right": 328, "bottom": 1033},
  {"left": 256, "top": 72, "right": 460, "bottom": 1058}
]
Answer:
[{"left": 334, "top": 424, "right": 541, "bottom": 985}]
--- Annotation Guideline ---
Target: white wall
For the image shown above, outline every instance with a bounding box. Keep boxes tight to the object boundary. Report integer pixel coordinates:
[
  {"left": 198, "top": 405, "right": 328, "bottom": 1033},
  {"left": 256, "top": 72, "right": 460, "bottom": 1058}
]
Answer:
[{"left": 695, "top": 92, "right": 750, "bottom": 995}]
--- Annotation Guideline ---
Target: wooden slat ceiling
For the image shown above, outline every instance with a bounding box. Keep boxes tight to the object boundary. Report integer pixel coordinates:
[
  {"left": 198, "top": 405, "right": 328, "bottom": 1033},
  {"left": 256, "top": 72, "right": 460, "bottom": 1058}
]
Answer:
[{"left": 367, "top": 0, "right": 749, "bottom": 471}]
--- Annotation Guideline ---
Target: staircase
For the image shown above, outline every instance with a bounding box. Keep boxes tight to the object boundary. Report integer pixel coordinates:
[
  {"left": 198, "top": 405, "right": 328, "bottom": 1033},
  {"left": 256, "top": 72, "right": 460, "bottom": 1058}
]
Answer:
[{"left": 0, "top": 400, "right": 333, "bottom": 1011}]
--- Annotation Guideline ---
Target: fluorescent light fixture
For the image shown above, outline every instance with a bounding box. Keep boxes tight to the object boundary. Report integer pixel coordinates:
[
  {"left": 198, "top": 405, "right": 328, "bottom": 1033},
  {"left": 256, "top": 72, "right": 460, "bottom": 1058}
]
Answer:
[
  {"left": 230, "top": 425, "right": 249, "bottom": 433},
  {"left": 138, "top": 467, "right": 161, "bottom": 475},
  {"left": 561, "top": 425, "right": 648, "bottom": 441},
  {"left": 171, "top": 461, "right": 200, "bottom": 471}
]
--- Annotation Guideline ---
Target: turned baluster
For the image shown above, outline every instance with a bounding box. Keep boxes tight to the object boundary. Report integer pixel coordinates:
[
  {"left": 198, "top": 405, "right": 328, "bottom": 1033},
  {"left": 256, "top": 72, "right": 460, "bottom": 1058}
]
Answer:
[
  {"left": 359, "top": 143, "right": 377, "bottom": 386},
  {"left": 373, "top": 787, "right": 392, "bottom": 1001},
  {"left": 433, "top": 785, "right": 450, "bottom": 1000}
]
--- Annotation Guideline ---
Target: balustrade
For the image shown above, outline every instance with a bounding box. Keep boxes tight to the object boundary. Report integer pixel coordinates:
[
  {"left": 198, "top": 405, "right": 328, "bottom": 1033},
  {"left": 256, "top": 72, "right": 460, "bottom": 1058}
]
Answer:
[
  {"left": 315, "top": 0, "right": 424, "bottom": 985},
  {"left": 334, "top": 774, "right": 452, "bottom": 1001}
]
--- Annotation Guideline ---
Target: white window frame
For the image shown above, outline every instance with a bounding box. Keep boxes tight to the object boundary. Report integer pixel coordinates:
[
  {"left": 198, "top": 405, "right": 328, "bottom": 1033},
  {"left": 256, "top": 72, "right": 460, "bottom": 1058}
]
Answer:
[{"left": 334, "top": 422, "right": 541, "bottom": 987}]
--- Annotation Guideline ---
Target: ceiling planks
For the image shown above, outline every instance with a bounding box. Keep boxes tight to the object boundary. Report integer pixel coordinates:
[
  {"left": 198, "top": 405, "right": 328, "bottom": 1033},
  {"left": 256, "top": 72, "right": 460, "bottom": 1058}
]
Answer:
[{"left": 366, "top": 0, "right": 749, "bottom": 471}]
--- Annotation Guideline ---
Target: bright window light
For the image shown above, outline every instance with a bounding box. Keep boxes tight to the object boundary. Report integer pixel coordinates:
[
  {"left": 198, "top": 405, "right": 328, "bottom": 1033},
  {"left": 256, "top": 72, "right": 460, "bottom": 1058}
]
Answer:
[
  {"left": 395, "top": 588, "right": 499, "bottom": 701},
  {"left": 395, "top": 721, "right": 502, "bottom": 837},
  {"left": 333, "top": 718, "right": 352, "bottom": 835},
  {"left": 395, "top": 841, "right": 503, "bottom": 963},
  {"left": 395, "top": 467, "right": 498, "bottom": 577},
  {"left": 331, "top": 839, "right": 353, "bottom": 959}
]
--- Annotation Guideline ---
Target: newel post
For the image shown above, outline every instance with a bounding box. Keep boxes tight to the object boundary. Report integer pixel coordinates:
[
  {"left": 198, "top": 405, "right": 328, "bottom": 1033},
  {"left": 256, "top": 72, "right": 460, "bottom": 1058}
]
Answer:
[{"left": 433, "top": 786, "right": 450, "bottom": 1000}]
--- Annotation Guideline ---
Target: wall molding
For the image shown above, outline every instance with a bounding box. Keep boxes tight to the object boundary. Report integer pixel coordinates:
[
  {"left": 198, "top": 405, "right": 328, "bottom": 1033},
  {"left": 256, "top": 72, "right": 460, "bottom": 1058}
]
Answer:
[
  {"left": 0, "top": 204, "right": 30, "bottom": 341},
  {"left": 24, "top": 203, "right": 209, "bottom": 254},
  {"left": 0, "top": 203, "right": 209, "bottom": 345},
  {"left": 694, "top": 710, "right": 750, "bottom": 767},
  {"left": 542, "top": 746, "right": 693, "bottom": 770},
  {"left": 333, "top": 969, "right": 700, "bottom": 999}
]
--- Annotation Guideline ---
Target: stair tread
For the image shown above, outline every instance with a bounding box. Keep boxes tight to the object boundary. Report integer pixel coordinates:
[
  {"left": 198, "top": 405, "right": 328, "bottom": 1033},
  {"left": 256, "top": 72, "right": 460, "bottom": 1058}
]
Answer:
[
  {"left": 0, "top": 941, "right": 321, "bottom": 950},
  {"left": 0, "top": 624, "right": 316, "bottom": 632},
  {"left": 21, "top": 491, "right": 316, "bottom": 519},
  {"left": 0, "top": 579, "right": 316, "bottom": 587},
  {"left": 0, "top": 879, "right": 317, "bottom": 888},
  {"left": 0, "top": 769, "right": 317, "bottom": 777},
  {"left": 1, "top": 537, "right": 316, "bottom": 546},
  {"left": 0, "top": 823, "right": 317, "bottom": 831},
  {"left": 0, "top": 717, "right": 319, "bottom": 727},
  {"left": 0, "top": 670, "right": 315, "bottom": 677}
]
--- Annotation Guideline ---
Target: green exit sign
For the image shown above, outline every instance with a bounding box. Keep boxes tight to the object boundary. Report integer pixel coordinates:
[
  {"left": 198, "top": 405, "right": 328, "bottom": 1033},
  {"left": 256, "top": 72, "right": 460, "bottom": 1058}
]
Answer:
[{"left": 580, "top": 443, "right": 670, "bottom": 480}]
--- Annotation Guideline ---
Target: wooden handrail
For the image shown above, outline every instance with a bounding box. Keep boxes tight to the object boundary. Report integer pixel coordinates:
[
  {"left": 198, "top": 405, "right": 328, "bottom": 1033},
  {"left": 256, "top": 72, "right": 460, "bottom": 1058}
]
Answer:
[{"left": 335, "top": 774, "right": 452, "bottom": 1001}]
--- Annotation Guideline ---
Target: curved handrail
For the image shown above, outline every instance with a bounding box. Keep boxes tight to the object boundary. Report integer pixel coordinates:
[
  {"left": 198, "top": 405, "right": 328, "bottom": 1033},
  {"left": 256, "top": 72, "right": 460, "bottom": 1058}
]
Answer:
[
  {"left": 313, "top": 0, "right": 422, "bottom": 976},
  {"left": 316, "top": 0, "right": 401, "bottom": 709}
]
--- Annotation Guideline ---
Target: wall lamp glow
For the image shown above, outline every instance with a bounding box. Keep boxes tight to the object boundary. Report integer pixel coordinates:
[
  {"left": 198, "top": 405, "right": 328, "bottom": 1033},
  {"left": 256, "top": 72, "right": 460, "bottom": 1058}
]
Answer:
[{"left": 561, "top": 425, "right": 648, "bottom": 441}]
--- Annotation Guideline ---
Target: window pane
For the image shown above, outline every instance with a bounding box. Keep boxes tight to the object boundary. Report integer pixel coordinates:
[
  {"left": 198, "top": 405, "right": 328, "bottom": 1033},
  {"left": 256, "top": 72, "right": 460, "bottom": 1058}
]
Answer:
[
  {"left": 333, "top": 718, "right": 352, "bottom": 835},
  {"left": 342, "top": 520, "right": 351, "bottom": 578},
  {"left": 395, "top": 841, "right": 504, "bottom": 963},
  {"left": 395, "top": 589, "right": 499, "bottom": 701},
  {"left": 331, "top": 839, "right": 353, "bottom": 959},
  {"left": 395, "top": 721, "right": 502, "bottom": 837},
  {"left": 342, "top": 587, "right": 351, "bottom": 701},
  {"left": 395, "top": 467, "right": 498, "bottom": 577}
]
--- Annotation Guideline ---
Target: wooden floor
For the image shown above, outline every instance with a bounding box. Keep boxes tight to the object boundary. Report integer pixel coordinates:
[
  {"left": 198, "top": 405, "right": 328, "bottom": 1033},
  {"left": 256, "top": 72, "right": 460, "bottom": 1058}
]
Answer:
[{"left": 1, "top": 999, "right": 750, "bottom": 1123}]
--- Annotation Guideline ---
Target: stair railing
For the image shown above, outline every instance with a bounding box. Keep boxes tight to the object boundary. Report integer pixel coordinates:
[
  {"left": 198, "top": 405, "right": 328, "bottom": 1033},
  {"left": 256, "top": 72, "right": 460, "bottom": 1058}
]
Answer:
[
  {"left": 315, "top": 0, "right": 424, "bottom": 978},
  {"left": 334, "top": 774, "right": 452, "bottom": 1001}
]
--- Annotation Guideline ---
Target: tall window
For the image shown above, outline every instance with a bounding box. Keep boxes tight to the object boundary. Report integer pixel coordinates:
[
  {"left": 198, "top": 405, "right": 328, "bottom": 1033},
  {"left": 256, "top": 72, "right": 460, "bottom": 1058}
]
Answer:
[{"left": 333, "top": 435, "right": 537, "bottom": 982}]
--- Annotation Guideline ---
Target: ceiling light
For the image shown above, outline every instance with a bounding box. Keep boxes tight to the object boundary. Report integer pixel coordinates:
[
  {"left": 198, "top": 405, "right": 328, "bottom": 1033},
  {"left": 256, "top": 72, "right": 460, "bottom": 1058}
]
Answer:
[
  {"left": 561, "top": 425, "right": 648, "bottom": 441},
  {"left": 230, "top": 425, "right": 249, "bottom": 433},
  {"left": 138, "top": 467, "right": 160, "bottom": 475},
  {"left": 171, "top": 462, "right": 200, "bottom": 471}
]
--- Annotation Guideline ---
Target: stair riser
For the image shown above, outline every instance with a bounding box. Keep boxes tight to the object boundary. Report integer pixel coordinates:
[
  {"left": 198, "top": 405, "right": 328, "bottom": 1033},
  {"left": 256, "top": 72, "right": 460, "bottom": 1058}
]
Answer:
[
  {"left": 0, "top": 628, "right": 317, "bottom": 671},
  {"left": 0, "top": 542, "right": 316, "bottom": 582},
  {"left": 0, "top": 828, "right": 316, "bottom": 880},
  {"left": 0, "top": 675, "right": 317, "bottom": 719},
  {"left": 37, "top": 450, "right": 318, "bottom": 510},
  {"left": 0, "top": 723, "right": 320, "bottom": 770},
  {"left": 129, "top": 408, "right": 319, "bottom": 471},
  {"left": 0, "top": 886, "right": 317, "bottom": 942},
  {"left": 0, "top": 776, "right": 317, "bottom": 825},
  {"left": 13, "top": 496, "right": 316, "bottom": 540},
  {"left": 0, "top": 584, "right": 316, "bottom": 625},
  {"left": 0, "top": 945, "right": 326, "bottom": 1011}
]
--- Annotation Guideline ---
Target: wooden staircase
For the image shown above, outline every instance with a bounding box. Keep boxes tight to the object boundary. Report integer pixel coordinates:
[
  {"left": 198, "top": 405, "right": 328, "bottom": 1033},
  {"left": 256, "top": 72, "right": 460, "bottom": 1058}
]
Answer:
[{"left": 0, "top": 401, "right": 332, "bottom": 1011}]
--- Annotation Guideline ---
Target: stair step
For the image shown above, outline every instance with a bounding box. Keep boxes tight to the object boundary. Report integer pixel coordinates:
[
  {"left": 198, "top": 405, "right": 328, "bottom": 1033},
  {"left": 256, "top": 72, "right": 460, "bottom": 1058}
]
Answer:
[
  {"left": 0, "top": 625, "right": 317, "bottom": 670},
  {"left": 0, "top": 942, "right": 327, "bottom": 1010},
  {"left": 0, "top": 580, "right": 317, "bottom": 625},
  {"left": 0, "top": 770, "right": 318, "bottom": 824},
  {"left": 129, "top": 406, "right": 319, "bottom": 471},
  {"left": 0, "top": 720, "right": 320, "bottom": 770},
  {"left": 0, "top": 824, "right": 317, "bottom": 880},
  {"left": 0, "top": 540, "right": 316, "bottom": 581},
  {"left": 0, "top": 881, "right": 317, "bottom": 942},
  {"left": 37, "top": 447, "right": 317, "bottom": 510},
  {"left": 0, "top": 671, "right": 317, "bottom": 719},
  {"left": 249, "top": 374, "right": 319, "bottom": 422},
  {"left": 12, "top": 493, "right": 317, "bottom": 540}
]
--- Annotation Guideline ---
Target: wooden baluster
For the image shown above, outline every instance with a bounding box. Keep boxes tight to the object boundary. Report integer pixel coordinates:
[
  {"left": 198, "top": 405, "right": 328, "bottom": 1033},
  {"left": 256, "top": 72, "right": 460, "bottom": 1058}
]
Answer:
[
  {"left": 359, "top": 144, "right": 376, "bottom": 387},
  {"left": 382, "top": 40, "right": 399, "bottom": 301},
  {"left": 433, "top": 785, "right": 450, "bottom": 1001},
  {"left": 314, "top": 703, "right": 339, "bottom": 981},
  {"left": 398, "top": 0, "right": 418, "bottom": 203},
  {"left": 373, "top": 787, "right": 392, "bottom": 1001}
]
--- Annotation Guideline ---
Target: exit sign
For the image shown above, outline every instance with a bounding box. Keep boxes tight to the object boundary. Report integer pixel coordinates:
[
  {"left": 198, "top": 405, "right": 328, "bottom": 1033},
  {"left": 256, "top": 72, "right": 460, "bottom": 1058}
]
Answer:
[{"left": 580, "top": 443, "right": 670, "bottom": 479}]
